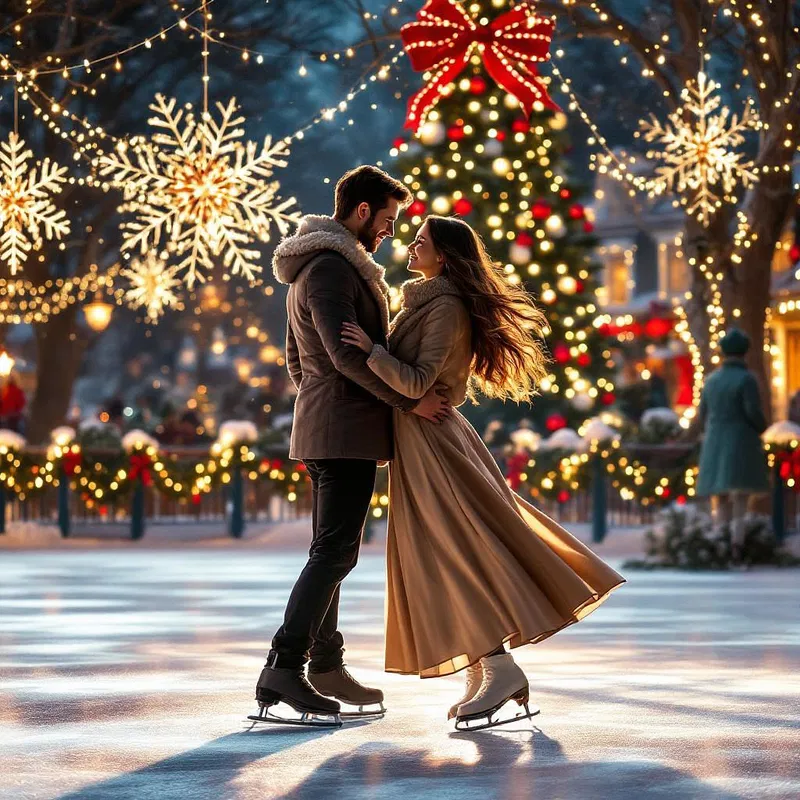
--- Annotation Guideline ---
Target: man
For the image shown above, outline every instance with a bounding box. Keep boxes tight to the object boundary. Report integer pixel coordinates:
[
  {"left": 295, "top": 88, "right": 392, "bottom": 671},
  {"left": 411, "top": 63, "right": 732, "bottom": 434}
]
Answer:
[{"left": 254, "top": 166, "right": 451, "bottom": 723}]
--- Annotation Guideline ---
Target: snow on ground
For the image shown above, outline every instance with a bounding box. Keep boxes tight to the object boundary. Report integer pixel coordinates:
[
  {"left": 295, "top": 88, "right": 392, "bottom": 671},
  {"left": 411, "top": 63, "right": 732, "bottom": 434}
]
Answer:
[{"left": 0, "top": 519, "right": 798, "bottom": 799}]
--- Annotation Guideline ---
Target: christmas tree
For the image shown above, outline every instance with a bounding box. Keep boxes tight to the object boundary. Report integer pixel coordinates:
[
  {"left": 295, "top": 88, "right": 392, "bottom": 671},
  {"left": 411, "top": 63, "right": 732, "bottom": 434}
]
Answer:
[{"left": 384, "top": 0, "right": 614, "bottom": 434}]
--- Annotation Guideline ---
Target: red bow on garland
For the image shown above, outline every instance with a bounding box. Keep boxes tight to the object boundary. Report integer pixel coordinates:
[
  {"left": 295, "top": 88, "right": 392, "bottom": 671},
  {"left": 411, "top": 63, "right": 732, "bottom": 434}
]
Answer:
[
  {"left": 62, "top": 450, "right": 82, "bottom": 477},
  {"left": 129, "top": 452, "right": 153, "bottom": 486},
  {"left": 401, "top": 0, "right": 557, "bottom": 133},
  {"left": 776, "top": 450, "right": 800, "bottom": 489}
]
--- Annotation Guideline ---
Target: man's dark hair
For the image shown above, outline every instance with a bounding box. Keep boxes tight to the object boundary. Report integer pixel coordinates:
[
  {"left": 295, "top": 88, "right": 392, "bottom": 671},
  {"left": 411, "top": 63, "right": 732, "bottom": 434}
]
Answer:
[{"left": 334, "top": 165, "right": 411, "bottom": 221}]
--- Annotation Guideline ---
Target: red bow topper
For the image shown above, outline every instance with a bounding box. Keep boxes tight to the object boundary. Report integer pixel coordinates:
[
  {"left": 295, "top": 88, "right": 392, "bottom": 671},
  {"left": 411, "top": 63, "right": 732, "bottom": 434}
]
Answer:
[
  {"left": 777, "top": 450, "right": 800, "bottom": 489},
  {"left": 62, "top": 449, "right": 82, "bottom": 477},
  {"left": 129, "top": 452, "right": 153, "bottom": 486},
  {"left": 401, "top": 0, "right": 557, "bottom": 133}
]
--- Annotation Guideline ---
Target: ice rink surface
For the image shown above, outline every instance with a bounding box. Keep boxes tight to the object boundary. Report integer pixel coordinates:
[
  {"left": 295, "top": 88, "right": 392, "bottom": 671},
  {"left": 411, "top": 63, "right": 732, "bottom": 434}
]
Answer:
[{"left": 1, "top": 523, "right": 799, "bottom": 799}]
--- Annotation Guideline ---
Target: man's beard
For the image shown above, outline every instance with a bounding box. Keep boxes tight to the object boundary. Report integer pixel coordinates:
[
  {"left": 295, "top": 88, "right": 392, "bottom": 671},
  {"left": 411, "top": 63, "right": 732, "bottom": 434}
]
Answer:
[{"left": 357, "top": 213, "right": 383, "bottom": 253}]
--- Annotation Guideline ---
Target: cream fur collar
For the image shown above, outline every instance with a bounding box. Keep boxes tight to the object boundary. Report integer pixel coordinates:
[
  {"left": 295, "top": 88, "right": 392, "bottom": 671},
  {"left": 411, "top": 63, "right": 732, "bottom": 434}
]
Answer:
[
  {"left": 272, "top": 214, "right": 390, "bottom": 332},
  {"left": 389, "top": 275, "right": 463, "bottom": 343}
]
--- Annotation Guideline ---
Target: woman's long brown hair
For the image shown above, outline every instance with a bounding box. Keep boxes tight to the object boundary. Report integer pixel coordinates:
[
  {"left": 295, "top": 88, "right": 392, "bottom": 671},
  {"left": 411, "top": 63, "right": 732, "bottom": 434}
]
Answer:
[{"left": 426, "top": 215, "right": 549, "bottom": 403}]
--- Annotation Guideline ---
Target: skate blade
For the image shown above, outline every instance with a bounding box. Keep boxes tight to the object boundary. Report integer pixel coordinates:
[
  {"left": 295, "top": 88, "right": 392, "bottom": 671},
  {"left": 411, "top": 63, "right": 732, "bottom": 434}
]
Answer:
[
  {"left": 247, "top": 703, "right": 342, "bottom": 728},
  {"left": 338, "top": 701, "right": 386, "bottom": 719},
  {"left": 455, "top": 701, "right": 540, "bottom": 733}
]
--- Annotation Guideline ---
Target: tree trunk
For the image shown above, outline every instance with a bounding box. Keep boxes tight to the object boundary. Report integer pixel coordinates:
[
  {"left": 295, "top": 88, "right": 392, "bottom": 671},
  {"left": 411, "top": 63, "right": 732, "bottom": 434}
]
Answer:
[
  {"left": 26, "top": 306, "right": 87, "bottom": 443},
  {"left": 729, "top": 167, "right": 796, "bottom": 424}
]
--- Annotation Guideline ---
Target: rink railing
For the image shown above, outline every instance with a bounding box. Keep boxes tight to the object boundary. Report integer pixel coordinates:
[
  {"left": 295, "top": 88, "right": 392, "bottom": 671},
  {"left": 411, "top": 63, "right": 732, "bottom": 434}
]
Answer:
[
  {"left": 0, "top": 444, "right": 795, "bottom": 542},
  {"left": 0, "top": 445, "right": 312, "bottom": 541}
]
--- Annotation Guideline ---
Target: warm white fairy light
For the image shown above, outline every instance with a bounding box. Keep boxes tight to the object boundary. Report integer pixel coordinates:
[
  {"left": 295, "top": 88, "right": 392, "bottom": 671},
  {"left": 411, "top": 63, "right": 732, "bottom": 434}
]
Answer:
[
  {"left": 97, "top": 95, "right": 300, "bottom": 289},
  {"left": 121, "top": 251, "right": 182, "bottom": 322},
  {"left": 0, "top": 132, "right": 71, "bottom": 275},
  {"left": 639, "top": 72, "right": 759, "bottom": 226}
]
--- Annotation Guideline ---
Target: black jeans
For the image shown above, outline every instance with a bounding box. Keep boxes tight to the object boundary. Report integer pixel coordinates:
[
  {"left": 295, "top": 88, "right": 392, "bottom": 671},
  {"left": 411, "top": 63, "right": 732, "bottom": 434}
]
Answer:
[{"left": 269, "top": 458, "right": 378, "bottom": 672}]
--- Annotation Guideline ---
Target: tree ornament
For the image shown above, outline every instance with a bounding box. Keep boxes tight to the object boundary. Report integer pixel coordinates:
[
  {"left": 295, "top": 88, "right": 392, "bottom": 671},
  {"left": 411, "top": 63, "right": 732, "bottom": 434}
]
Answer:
[
  {"left": 97, "top": 95, "right": 300, "bottom": 289},
  {"left": 559, "top": 188, "right": 571, "bottom": 200},
  {"left": 557, "top": 275, "right": 578, "bottom": 295},
  {"left": 545, "top": 214, "right": 566, "bottom": 237},
  {"left": 492, "top": 157, "right": 512, "bottom": 176},
  {"left": 789, "top": 243, "right": 800, "bottom": 264},
  {"left": 553, "top": 342, "right": 570, "bottom": 364},
  {"left": 640, "top": 71, "right": 758, "bottom": 226},
  {"left": 121, "top": 251, "right": 182, "bottom": 322},
  {"left": 546, "top": 413, "right": 568, "bottom": 432},
  {"left": 453, "top": 197, "right": 473, "bottom": 216},
  {"left": 583, "top": 221, "right": 595, "bottom": 234},
  {"left": 431, "top": 196, "right": 452, "bottom": 215},
  {"left": 512, "top": 119, "right": 530, "bottom": 134},
  {"left": 0, "top": 133, "right": 70, "bottom": 275},
  {"left": 601, "top": 392, "right": 616, "bottom": 406},
  {"left": 447, "top": 123, "right": 466, "bottom": 142},
  {"left": 401, "top": 0, "right": 557, "bottom": 132},
  {"left": 495, "top": 130, "right": 507, "bottom": 142},
  {"left": 557, "top": 490, "right": 570, "bottom": 504},
  {"left": 418, "top": 120, "right": 446, "bottom": 146},
  {"left": 568, "top": 203, "right": 585, "bottom": 220},
  {"left": 532, "top": 200, "right": 551, "bottom": 220},
  {"left": 407, "top": 199, "right": 428, "bottom": 217},
  {"left": 577, "top": 353, "right": 592, "bottom": 367},
  {"left": 470, "top": 76, "right": 488, "bottom": 95},
  {"left": 484, "top": 139, "right": 504, "bottom": 157},
  {"left": 509, "top": 242, "right": 532, "bottom": 266}
]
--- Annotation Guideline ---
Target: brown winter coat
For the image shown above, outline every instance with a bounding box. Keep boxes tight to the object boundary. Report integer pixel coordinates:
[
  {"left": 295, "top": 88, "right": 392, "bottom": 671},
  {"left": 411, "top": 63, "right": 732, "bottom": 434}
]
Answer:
[{"left": 272, "top": 215, "right": 418, "bottom": 461}]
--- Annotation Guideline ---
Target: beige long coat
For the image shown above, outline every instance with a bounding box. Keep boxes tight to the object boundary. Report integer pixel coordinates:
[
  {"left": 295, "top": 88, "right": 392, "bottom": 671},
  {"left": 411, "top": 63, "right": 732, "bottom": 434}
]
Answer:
[{"left": 367, "top": 275, "right": 625, "bottom": 678}]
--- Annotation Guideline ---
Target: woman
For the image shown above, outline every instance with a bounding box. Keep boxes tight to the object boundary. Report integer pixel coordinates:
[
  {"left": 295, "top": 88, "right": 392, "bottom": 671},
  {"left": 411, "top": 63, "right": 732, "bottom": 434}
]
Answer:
[
  {"left": 696, "top": 327, "right": 769, "bottom": 565},
  {"left": 341, "top": 216, "right": 624, "bottom": 729}
]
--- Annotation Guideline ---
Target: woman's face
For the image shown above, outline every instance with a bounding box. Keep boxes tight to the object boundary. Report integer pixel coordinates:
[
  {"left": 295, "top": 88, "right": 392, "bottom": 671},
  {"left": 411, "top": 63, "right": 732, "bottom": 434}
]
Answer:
[{"left": 407, "top": 221, "right": 444, "bottom": 279}]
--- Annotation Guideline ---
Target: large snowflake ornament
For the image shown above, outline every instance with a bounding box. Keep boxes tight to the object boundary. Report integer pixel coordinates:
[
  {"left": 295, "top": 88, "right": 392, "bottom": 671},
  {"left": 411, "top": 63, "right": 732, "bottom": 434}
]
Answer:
[
  {"left": 97, "top": 95, "right": 300, "bottom": 289},
  {"left": 121, "top": 251, "right": 182, "bottom": 322},
  {"left": 0, "top": 132, "right": 70, "bottom": 275},
  {"left": 639, "top": 72, "right": 758, "bottom": 226}
]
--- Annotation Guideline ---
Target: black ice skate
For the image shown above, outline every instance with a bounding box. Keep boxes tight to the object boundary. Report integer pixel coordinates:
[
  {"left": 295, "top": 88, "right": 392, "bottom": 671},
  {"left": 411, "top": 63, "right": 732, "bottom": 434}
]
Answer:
[
  {"left": 248, "top": 662, "right": 342, "bottom": 728},
  {"left": 308, "top": 665, "right": 386, "bottom": 718}
]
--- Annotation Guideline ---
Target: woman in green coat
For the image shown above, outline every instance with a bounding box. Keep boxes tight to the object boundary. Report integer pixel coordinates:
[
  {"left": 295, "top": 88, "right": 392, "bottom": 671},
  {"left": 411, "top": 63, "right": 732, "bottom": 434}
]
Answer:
[{"left": 696, "top": 328, "right": 769, "bottom": 560}]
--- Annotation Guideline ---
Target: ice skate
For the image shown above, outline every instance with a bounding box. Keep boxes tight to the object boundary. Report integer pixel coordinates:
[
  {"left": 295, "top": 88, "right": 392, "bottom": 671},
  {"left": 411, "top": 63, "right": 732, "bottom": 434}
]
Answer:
[
  {"left": 454, "top": 653, "right": 540, "bottom": 732},
  {"left": 447, "top": 662, "right": 483, "bottom": 720},
  {"left": 308, "top": 665, "right": 386, "bottom": 718},
  {"left": 248, "top": 664, "right": 342, "bottom": 728}
]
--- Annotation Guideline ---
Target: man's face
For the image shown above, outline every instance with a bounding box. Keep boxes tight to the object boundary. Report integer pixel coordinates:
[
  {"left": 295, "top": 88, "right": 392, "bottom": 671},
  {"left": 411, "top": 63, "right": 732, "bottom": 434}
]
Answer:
[{"left": 357, "top": 198, "right": 401, "bottom": 253}]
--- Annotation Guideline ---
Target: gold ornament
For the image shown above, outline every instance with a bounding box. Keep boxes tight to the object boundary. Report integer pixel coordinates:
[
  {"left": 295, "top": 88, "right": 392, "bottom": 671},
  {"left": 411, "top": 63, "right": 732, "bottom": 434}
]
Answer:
[
  {"left": 121, "top": 251, "right": 182, "bottom": 322},
  {"left": 97, "top": 94, "right": 300, "bottom": 289},
  {"left": 0, "top": 132, "right": 70, "bottom": 275},
  {"left": 639, "top": 72, "right": 758, "bottom": 226}
]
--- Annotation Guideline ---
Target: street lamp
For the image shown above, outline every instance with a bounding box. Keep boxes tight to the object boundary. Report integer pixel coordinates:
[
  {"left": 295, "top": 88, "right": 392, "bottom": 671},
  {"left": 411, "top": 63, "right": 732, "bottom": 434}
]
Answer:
[
  {"left": 84, "top": 294, "right": 115, "bottom": 332},
  {"left": 0, "top": 350, "right": 15, "bottom": 377}
]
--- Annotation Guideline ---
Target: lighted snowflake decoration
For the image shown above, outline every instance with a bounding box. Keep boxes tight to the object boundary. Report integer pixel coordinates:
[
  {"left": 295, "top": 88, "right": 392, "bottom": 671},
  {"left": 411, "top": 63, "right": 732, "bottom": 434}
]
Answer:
[
  {"left": 639, "top": 72, "right": 759, "bottom": 225},
  {"left": 0, "top": 132, "right": 70, "bottom": 275},
  {"left": 97, "top": 95, "right": 300, "bottom": 289},
  {"left": 121, "top": 251, "right": 182, "bottom": 322}
]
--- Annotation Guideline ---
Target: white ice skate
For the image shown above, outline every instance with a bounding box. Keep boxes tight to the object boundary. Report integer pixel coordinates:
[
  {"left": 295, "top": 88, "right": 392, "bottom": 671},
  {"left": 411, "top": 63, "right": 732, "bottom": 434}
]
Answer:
[
  {"left": 454, "top": 653, "right": 540, "bottom": 732},
  {"left": 447, "top": 662, "right": 483, "bottom": 720}
]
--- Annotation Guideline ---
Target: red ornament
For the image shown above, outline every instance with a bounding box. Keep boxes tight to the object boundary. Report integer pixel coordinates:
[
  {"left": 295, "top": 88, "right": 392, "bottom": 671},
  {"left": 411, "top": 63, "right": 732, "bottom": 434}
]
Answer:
[
  {"left": 559, "top": 188, "right": 571, "bottom": 200},
  {"left": 568, "top": 203, "right": 585, "bottom": 220},
  {"left": 557, "top": 490, "right": 571, "bottom": 504},
  {"left": 553, "top": 342, "right": 570, "bottom": 364},
  {"left": 191, "top": 492, "right": 202, "bottom": 506},
  {"left": 598, "top": 323, "right": 612, "bottom": 337},
  {"left": 408, "top": 199, "right": 428, "bottom": 217},
  {"left": 453, "top": 197, "right": 473, "bottom": 216},
  {"left": 401, "top": 0, "right": 557, "bottom": 132},
  {"left": 790, "top": 242, "right": 800, "bottom": 263},
  {"left": 532, "top": 200, "right": 551, "bottom": 220},
  {"left": 516, "top": 231, "right": 534, "bottom": 247},
  {"left": 546, "top": 414, "right": 568, "bottom": 432},
  {"left": 583, "top": 221, "right": 595, "bottom": 234},
  {"left": 392, "top": 136, "right": 406, "bottom": 149},
  {"left": 447, "top": 123, "right": 466, "bottom": 141},
  {"left": 574, "top": 280, "right": 585, "bottom": 293},
  {"left": 577, "top": 353, "right": 591, "bottom": 367},
  {"left": 469, "top": 76, "right": 487, "bottom": 95},
  {"left": 644, "top": 317, "right": 673, "bottom": 339},
  {"left": 676, "top": 495, "right": 687, "bottom": 505},
  {"left": 512, "top": 118, "right": 529, "bottom": 134},
  {"left": 661, "top": 487, "right": 671, "bottom": 499},
  {"left": 495, "top": 130, "right": 507, "bottom": 142},
  {"left": 601, "top": 392, "right": 616, "bottom": 406}
]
